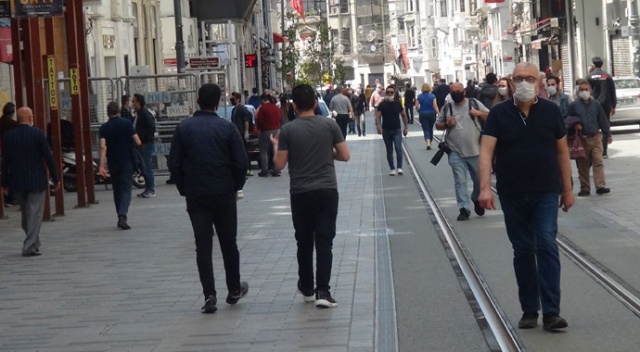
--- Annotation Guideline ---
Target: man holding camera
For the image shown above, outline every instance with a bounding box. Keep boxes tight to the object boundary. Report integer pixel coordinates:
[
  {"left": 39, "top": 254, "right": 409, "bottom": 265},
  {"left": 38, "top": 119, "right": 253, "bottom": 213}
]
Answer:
[{"left": 435, "top": 82, "right": 489, "bottom": 221}]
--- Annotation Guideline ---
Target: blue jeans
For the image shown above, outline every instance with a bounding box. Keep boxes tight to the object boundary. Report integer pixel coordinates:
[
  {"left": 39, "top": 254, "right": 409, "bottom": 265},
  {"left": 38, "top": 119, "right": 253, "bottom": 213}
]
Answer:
[
  {"left": 141, "top": 143, "right": 155, "bottom": 192},
  {"left": 447, "top": 151, "right": 479, "bottom": 210},
  {"left": 382, "top": 128, "right": 403, "bottom": 170},
  {"left": 498, "top": 192, "right": 561, "bottom": 315},
  {"left": 419, "top": 112, "right": 436, "bottom": 140},
  {"left": 109, "top": 163, "right": 133, "bottom": 217}
]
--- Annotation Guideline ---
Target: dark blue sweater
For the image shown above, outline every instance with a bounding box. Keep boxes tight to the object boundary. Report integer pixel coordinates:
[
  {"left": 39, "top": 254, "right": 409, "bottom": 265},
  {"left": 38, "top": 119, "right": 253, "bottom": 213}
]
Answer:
[
  {"left": 168, "top": 111, "right": 247, "bottom": 197},
  {"left": 1, "top": 124, "right": 58, "bottom": 192}
]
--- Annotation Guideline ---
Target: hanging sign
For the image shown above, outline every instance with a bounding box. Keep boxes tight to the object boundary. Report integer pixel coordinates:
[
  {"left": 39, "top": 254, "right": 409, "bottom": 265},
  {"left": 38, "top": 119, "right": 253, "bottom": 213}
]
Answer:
[
  {"left": 70, "top": 68, "right": 80, "bottom": 95},
  {"left": 14, "top": 0, "right": 64, "bottom": 18}
]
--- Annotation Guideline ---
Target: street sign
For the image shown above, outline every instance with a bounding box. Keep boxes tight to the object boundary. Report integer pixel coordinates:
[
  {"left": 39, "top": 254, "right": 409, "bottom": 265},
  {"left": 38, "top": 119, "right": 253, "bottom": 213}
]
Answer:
[
  {"left": 188, "top": 57, "right": 220, "bottom": 69},
  {"left": 244, "top": 54, "right": 257, "bottom": 68},
  {"left": 47, "top": 56, "right": 57, "bottom": 110},
  {"left": 70, "top": 68, "right": 79, "bottom": 95}
]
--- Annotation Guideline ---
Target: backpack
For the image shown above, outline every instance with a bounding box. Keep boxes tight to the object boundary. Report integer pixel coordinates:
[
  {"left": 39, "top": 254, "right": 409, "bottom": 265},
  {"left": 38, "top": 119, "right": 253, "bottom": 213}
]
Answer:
[{"left": 441, "top": 98, "right": 483, "bottom": 137}]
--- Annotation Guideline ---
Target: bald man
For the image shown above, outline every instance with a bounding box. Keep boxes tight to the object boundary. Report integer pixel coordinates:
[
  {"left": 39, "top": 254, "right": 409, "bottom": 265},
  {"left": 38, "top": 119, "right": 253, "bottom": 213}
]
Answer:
[{"left": 1, "top": 107, "right": 61, "bottom": 257}]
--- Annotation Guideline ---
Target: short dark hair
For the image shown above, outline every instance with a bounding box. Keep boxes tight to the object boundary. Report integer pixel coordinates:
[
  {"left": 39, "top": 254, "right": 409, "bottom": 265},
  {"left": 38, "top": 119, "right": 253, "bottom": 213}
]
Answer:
[
  {"left": 197, "top": 83, "right": 221, "bottom": 110},
  {"left": 121, "top": 94, "right": 130, "bottom": 105},
  {"left": 2, "top": 102, "right": 15, "bottom": 117},
  {"left": 575, "top": 78, "right": 589, "bottom": 87},
  {"left": 592, "top": 56, "right": 604, "bottom": 68},
  {"left": 252, "top": 87, "right": 258, "bottom": 94},
  {"left": 386, "top": 85, "right": 395, "bottom": 92},
  {"left": 486, "top": 73, "right": 497, "bottom": 84},
  {"left": 260, "top": 93, "right": 271, "bottom": 101},
  {"left": 231, "top": 92, "right": 242, "bottom": 100},
  {"left": 133, "top": 93, "right": 145, "bottom": 107},
  {"left": 546, "top": 75, "right": 561, "bottom": 85},
  {"left": 291, "top": 84, "right": 316, "bottom": 111},
  {"left": 107, "top": 101, "right": 120, "bottom": 117}
]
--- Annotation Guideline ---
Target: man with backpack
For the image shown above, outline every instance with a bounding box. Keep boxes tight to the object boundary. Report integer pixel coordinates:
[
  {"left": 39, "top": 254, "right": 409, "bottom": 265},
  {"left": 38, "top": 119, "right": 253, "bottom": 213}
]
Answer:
[
  {"left": 476, "top": 73, "right": 500, "bottom": 109},
  {"left": 435, "top": 82, "right": 489, "bottom": 221}
]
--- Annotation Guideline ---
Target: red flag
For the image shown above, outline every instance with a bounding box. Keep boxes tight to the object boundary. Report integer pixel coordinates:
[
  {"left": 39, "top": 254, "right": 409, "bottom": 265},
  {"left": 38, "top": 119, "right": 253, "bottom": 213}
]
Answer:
[{"left": 289, "top": 0, "right": 305, "bottom": 21}]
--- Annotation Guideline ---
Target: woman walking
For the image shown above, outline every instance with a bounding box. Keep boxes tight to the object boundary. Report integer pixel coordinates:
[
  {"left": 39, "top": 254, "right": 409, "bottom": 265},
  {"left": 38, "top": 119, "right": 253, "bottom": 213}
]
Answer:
[{"left": 415, "top": 83, "right": 439, "bottom": 150}]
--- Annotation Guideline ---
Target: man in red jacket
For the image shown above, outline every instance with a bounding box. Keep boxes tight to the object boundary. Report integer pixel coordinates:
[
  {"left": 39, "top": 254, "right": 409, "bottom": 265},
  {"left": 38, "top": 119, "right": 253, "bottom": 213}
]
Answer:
[{"left": 256, "top": 94, "right": 281, "bottom": 177}]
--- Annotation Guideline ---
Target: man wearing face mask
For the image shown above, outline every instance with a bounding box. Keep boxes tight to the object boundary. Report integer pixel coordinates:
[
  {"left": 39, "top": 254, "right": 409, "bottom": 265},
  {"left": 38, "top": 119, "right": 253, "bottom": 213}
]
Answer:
[
  {"left": 478, "top": 62, "right": 574, "bottom": 332},
  {"left": 567, "top": 79, "right": 611, "bottom": 197},
  {"left": 435, "top": 82, "right": 489, "bottom": 221},
  {"left": 546, "top": 76, "right": 573, "bottom": 118},
  {"left": 376, "top": 85, "right": 408, "bottom": 176}
]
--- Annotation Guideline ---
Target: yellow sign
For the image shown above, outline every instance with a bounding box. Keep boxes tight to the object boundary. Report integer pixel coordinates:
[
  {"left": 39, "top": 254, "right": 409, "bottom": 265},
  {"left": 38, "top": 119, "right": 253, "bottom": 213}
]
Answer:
[
  {"left": 70, "top": 68, "right": 79, "bottom": 95},
  {"left": 47, "top": 56, "right": 58, "bottom": 110}
]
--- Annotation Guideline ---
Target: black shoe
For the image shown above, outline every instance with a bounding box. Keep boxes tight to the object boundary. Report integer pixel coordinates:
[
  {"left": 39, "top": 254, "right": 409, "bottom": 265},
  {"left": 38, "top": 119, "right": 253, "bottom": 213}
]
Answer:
[
  {"left": 315, "top": 290, "right": 338, "bottom": 308},
  {"left": 596, "top": 187, "right": 610, "bottom": 195},
  {"left": 577, "top": 191, "right": 590, "bottom": 197},
  {"left": 473, "top": 200, "right": 485, "bottom": 216},
  {"left": 201, "top": 295, "right": 217, "bottom": 314},
  {"left": 226, "top": 281, "right": 249, "bottom": 304},
  {"left": 456, "top": 208, "right": 471, "bottom": 221},
  {"left": 518, "top": 312, "right": 539, "bottom": 329},
  {"left": 270, "top": 169, "right": 281, "bottom": 177},
  {"left": 22, "top": 251, "right": 42, "bottom": 257},
  {"left": 258, "top": 171, "right": 269, "bottom": 177},
  {"left": 117, "top": 216, "right": 131, "bottom": 230},
  {"left": 543, "top": 313, "right": 568, "bottom": 331},
  {"left": 166, "top": 178, "right": 176, "bottom": 184},
  {"left": 298, "top": 280, "right": 315, "bottom": 303}
]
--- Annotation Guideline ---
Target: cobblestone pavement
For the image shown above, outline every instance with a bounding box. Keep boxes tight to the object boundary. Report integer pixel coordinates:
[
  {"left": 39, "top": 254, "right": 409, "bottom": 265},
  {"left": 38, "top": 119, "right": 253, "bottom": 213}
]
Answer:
[{"left": 0, "top": 133, "right": 381, "bottom": 352}]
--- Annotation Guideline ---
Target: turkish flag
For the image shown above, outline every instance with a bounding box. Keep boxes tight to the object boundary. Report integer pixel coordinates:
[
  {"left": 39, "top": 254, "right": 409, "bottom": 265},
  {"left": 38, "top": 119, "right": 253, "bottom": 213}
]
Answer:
[{"left": 289, "top": 0, "right": 305, "bottom": 21}]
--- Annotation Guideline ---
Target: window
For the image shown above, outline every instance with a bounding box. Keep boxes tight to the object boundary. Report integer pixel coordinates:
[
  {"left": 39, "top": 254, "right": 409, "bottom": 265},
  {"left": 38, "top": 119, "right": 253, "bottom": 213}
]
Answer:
[
  {"left": 407, "top": 26, "right": 416, "bottom": 48},
  {"left": 406, "top": 0, "right": 415, "bottom": 13},
  {"left": 340, "top": 0, "right": 349, "bottom": 13},
  {"left": 340, "top": 30, "right": 351, "bottom": 53},
  {"left": 459, "top": 0, "right": 465, "bottom": 13},
  {"left": 439, "top": 0, "right": 447, "bottom": 17},
  {"left": 431, "top": 38, "right": 437, "bottom": 58}
]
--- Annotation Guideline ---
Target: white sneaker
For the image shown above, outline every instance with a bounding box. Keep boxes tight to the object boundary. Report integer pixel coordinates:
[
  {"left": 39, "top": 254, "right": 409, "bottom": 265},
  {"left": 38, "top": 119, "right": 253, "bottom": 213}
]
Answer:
[
  {"left": 236, "top": 190, "right": 245, "bottom": 199},
  {"left": 397, "top": 168, "right": 403, "bottom": 175},
  {"left": 389, "top": 169, "right": 396, "bottom": 176}
]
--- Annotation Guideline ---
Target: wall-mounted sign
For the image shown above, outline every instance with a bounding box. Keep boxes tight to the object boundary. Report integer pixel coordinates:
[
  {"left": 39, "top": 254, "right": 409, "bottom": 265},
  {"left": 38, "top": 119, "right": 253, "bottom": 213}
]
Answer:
[
  {"left": 14, "top": 0, "right": 64, "bottom": 18},
  {"left": 188, "top": 57, "right": 220, "bottom": 69},
  {"left": 244, "top": 54, "right": 257, "bottom": 68},
  {"left": 0, "top": 0, "right": 10, "bottom": 18},
  {"left": 69, "top": 68, "right": 79, "bottom": 95},
  {"left": 47, "top": 56, "right": 57, "bottom": 109}
]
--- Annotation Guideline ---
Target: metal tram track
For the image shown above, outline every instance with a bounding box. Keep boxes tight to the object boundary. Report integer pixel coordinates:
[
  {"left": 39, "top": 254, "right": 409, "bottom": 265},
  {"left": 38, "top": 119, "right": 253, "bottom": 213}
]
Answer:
[{"left": 402, "top": 142, "right": 524, "bottom": 352}]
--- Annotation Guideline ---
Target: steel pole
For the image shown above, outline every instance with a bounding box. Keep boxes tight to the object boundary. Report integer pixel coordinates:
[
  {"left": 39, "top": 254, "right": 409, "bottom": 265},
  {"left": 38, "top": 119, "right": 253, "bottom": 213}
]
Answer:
[
  {"left": 629, "top": 0, "right": 640, "bottom": 77},
  {"left": 174, "top": 0, "right": 186, "bottom": 73},
  {"left": 281, "top": 0, "right": 286, "bottom": 90}
]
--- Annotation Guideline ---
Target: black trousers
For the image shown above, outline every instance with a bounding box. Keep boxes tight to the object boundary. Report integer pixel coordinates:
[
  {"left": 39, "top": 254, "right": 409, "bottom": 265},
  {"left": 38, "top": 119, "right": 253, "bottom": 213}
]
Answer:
[
  {"left": 405, "top": 104, "right": 414, "bottom": 124},
  {"left": 187, "top": 193, "right": 241, "bottom": 298},
  {"left": 602, "top": 105, "right": 611, "bottom": 155},
  {"left": 291, "top": 189, "right": 339, "bottom": 292},
  {"left": 336, "top": 114, "right": 350, "bottom": 139}
]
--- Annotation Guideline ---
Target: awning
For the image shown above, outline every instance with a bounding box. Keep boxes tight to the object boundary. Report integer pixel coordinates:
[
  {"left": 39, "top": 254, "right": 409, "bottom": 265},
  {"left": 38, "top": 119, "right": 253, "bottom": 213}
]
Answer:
[
  {"left": 273, "top": 33, "right": 288, "bottom": 43},
  {"left": 530, "top": 37, "right": 549, "bottom": 50}
]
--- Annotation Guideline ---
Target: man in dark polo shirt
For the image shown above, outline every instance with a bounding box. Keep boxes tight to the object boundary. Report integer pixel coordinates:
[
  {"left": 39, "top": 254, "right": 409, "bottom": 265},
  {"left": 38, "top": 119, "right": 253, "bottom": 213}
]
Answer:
[
  {"left": 99, "top": 101, "right": 142, "bottom": 230},
  {"left": 375, "top": 85, "right": 408, "bottom": 176},
  {"left": 478, "top": 62, "right": 574, "bottom": 332}
]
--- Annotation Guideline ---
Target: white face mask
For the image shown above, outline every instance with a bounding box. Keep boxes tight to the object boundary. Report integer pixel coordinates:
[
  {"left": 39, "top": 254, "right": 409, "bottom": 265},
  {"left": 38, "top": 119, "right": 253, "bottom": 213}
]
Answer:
[
  {"left": 498, "top": 87, "right": 509, "bottom": 96},
  {"left": 546, "top": 86, "right": 557, "bottom": 96},
  {"left": 385, "top": 95, "right": 395, "bottom": 102},
  {"left": 513, "top": 81, "right": 537, "bottom": 102},
  {"left": 578, "top": 91, "right": 591, "bottom": 100}
]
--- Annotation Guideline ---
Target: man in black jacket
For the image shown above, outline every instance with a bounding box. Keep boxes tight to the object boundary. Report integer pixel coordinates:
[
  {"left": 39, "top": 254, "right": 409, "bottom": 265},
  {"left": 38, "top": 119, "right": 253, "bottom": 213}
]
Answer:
[
  {"left": 168, "top": 83, "right": 249, "bottom": 314},
  {"left": 0, "top": 102, "right": 18, "bottom": 205},
  {"left": 586, "top": 56, "right": 617, "bottom": 158},
  {"left": 132, "top": 94, "right": 156, "bottom": 197},
  {"left": 476, "top": 72, "right": 499, "bottom": 109},
  {"left": 1, "top": 107, "right": 61, "bottom": 256},
  {"left": 403, "top": 83, "right": 416, "bottom": 124},
  {"left": 433, "top": 79, "right": 450, "bottom": 109}
]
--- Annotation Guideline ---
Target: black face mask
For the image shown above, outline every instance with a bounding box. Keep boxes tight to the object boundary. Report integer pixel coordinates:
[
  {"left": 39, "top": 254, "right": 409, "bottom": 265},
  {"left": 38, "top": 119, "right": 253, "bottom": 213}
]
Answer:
[
  {"left": 230, "top": 98, "right": 237, "bottom": 105},
  {"left": 451, "top": 92, "right": 465, "bottom": 103}
]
